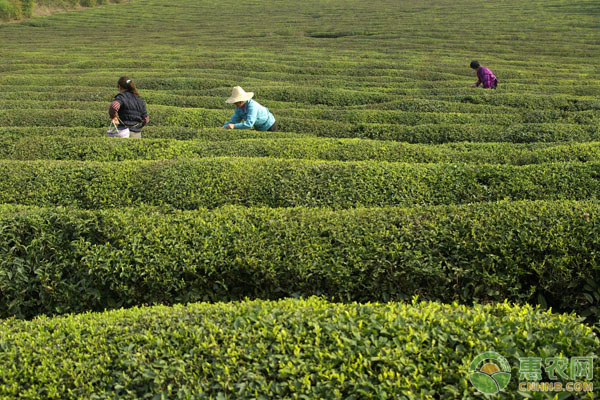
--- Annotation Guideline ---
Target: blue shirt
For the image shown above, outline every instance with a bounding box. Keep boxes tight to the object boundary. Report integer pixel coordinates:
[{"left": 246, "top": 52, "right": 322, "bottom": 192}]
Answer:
[{"left": 224, "top": 99, "right": 276, "bottom": 131}]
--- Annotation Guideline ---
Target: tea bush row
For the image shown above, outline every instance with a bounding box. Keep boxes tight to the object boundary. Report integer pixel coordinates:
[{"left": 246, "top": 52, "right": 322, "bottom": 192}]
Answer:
[
  {"left": 2, "top": 92, "right": 600, "bottom": 115},
  {"left": 0, "top": 89, "right": 232, "bottom": 109},
  {"left": 3, "top": 82, "right": 599, "bottom": 111},
  {"left": 427, "top": 93, "right": 600, "bottom": 112},
  {"left": 0, "top": 55, "right": 594, "bottom": 80},
  {"left": 280, "top": 109, "right": 599, "bottom": 125},
  {"left": 2, "top": 123, "right": 599, "bottom": 144},
  {"left": 279, "top": 120, "right": 600, "bottom": 143},
  {"left": 4, "top": 135, "right": 600, "bottom": 165},
  {"left": 0, "top": 95, "right": 514, "bottom": 114},
  {"left": 0, "top": 297, "right": 598, "bottom": 399},
  {"left": 3, "top": 72, "right": 597, "bottom": 95},
  {"left": 0, "top": 75, "right": 233, "bottom": 92},
  {"left": 0, "top": 126, "right": 310, "bottom": 141},
  {"left": 0, "top": 201, "right": 598, "bottom": 321},
  {"left": 5, "top": 92, "right": 592, "bottom": 115},
  {"left": 1, "top": 107, "right": 598, "bottom": 133},
  {"left": 1, "top": 159, "right": 600, "bottom": 209}
]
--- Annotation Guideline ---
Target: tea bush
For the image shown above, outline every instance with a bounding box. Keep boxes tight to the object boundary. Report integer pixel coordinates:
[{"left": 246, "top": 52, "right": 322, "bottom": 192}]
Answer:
[
  {"left": 278, "top": 120, "right": 600, "bottom": 143},
  {"left": 4, "top": 135, "right": 600, "bottom": 164},
  {"left": 0, "top": 159, "right": 600, "bottom": 209},
  {"left": 0, "top": 298, "right": 597, "bottom": 399},
  {"left": 0, "top": 201, "right": 599, "bottom": 320},
  {"left": 0, "top": 126, "right": 312, "bottom": 140}
]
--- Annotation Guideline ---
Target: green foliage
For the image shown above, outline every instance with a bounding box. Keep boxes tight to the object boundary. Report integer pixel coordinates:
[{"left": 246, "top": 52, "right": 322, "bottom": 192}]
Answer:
[
  {"left": 0, "top": 201, "right": 599, "bottom": 321},
  {"left": 0, "top": 0, "right": 22, "bottom": 21},
  {"left": 20, "top": 0, "right": 33, "bottom": 17},
  {"left": 0, "top": 126, "right": 310, "bottom": 141},
  {"left": 0, "top": 0, "right": 599, "bottom": 395},
  {"left": 5, "top": 136, "right": 600, "bottom": 165},
  {"left": 0, "top": 159, "right": 600, "bottom": 209},
  {"left": 1, "top": 123, "right": 599, "bottom": 143},
  {"left": 0, "top": 298, "right": 598, "bottom": 399}
]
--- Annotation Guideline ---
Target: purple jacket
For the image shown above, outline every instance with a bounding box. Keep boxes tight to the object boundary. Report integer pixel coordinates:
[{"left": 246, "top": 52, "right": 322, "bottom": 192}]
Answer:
[{"left": 476, "top": 67, "right": 498, "bottom": 88}]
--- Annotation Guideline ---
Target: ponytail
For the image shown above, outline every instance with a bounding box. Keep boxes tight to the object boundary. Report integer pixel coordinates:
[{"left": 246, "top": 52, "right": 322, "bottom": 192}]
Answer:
[{"left": 117, "top": 76, "right": 140, "bottom": 97}]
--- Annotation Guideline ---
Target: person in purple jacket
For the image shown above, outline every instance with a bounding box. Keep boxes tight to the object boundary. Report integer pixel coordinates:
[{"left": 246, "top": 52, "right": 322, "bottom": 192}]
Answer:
[{"left": 470, "top": 61, "right": 498, "bottom": 89}]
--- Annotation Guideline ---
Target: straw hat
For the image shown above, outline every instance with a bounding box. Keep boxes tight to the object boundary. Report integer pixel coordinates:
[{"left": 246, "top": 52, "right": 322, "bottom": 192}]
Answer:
[{"left": 226, "top": 86, "right": 254, "bottom": 103}]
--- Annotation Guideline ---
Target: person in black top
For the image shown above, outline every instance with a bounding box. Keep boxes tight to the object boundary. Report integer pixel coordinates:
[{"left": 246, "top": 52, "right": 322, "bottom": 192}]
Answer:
[{"left": 108, "top": 76, "right": 149, "bottom": 138}]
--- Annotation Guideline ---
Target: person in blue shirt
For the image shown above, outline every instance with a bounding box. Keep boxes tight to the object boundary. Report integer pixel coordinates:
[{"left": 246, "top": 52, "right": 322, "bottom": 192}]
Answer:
[{"left": 222, "top": 86, "right": 277, "bottom": 131}]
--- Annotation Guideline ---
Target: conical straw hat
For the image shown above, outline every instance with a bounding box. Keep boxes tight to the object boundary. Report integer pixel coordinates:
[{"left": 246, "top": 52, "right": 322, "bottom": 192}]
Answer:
[{"left": 226, "top": 86, "right": 254, "bottom": 103}]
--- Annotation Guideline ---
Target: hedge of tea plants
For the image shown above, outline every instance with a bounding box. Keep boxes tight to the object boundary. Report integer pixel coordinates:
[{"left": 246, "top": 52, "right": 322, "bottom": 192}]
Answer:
[
  {"left": 3, "top": 136, "right": 600, "bottom": 163},
  {"left": 0, "top": 201, "right": 598, "bottom": 320},
  {"left": 0, "top": 298, "right": 598, "bottom": 400},
  {"left": 1, "top": 159, "right": 600, "bottom": 209},
  {"left": 1, "top": 0, "right": 599, "bottom": 397}
]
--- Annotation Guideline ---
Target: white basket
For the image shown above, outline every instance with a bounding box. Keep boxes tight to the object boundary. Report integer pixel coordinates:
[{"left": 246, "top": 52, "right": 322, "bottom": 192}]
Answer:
[{"left": 106, "top": 121, "right": 130, "bottom": 138}]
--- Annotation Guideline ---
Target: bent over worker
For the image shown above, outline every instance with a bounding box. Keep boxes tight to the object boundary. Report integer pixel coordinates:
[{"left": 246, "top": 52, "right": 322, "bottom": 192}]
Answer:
[
  {"left": 470, "top": 61, "right": 498, "bottom": 89},
  {"left": 222, "top": 86, "right": 277, "bottom": 131}
]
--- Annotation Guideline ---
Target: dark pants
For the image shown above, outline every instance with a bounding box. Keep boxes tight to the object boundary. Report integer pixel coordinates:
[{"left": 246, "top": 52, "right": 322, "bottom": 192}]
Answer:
[{"left": 267, "top": 121, "right": 278, "bottom": 132}]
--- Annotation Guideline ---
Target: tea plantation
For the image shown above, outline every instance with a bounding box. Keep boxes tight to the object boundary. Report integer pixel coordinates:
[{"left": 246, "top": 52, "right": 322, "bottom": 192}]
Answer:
[{"left": 0, "top": 0, "right": 599, "bottom": 398}]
